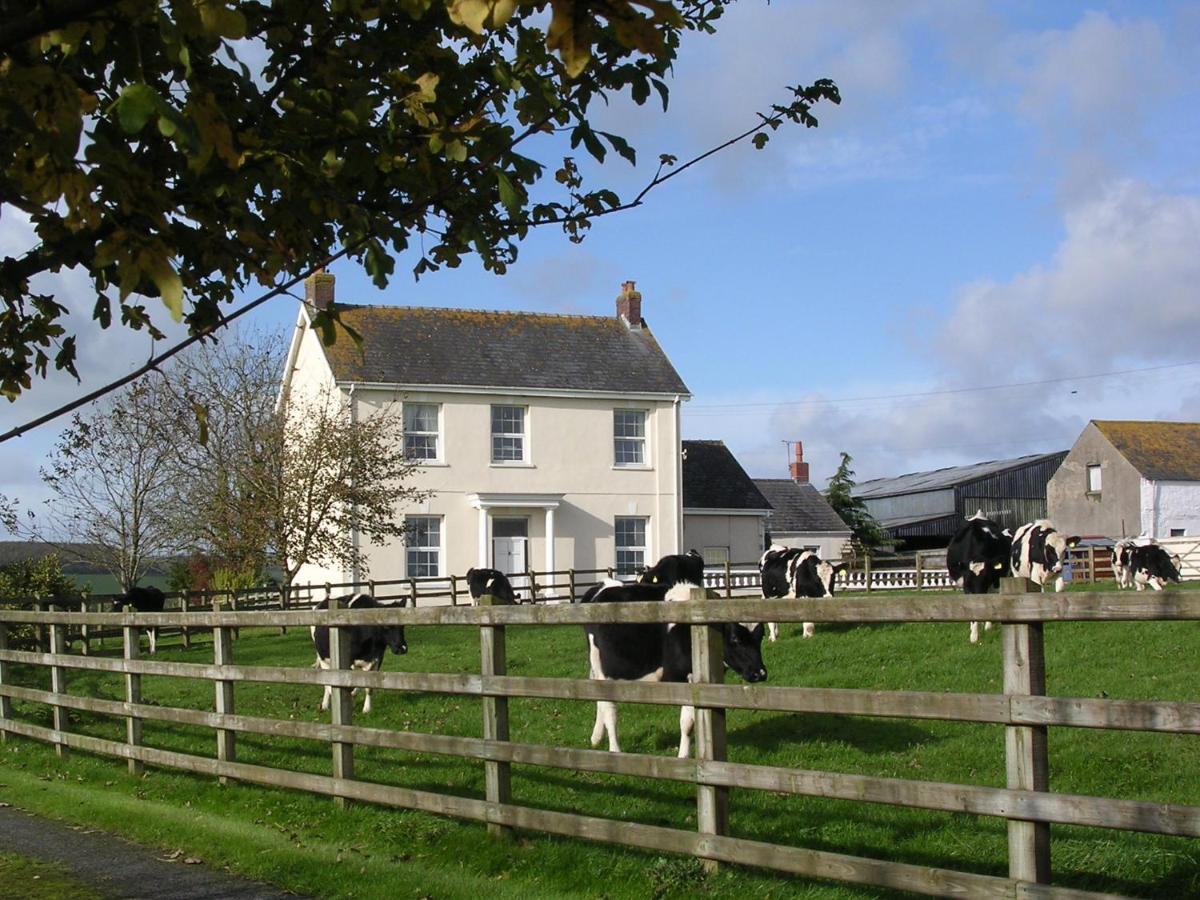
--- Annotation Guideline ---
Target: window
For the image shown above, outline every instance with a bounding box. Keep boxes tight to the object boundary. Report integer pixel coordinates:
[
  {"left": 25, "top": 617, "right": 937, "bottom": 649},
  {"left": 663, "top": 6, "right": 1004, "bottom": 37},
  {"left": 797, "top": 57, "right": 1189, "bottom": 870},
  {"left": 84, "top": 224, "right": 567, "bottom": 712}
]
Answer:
[
  {"left": 614, "top": 409, "right": 646, "bottom": 466},
  {"left": 491, "top": 405, "right": 526, "bottom": 463},
  {"left": 1171, "top": 528, "right": 1186, "bottom": 537},
  {"left": 403, "top": 403, "right": 440, "bottom": 460},
  {"left": 615, "top": 517, "right": 648, "bottom": 575},
  {"left": 1086, "top": 464, "right": 1102, "bottom": 493},
  {"left": 702, "top": 547, "right": 729, "bottom": 566},
  {"left": 405, "top": 516, "right": 441, "bottom": 577}
]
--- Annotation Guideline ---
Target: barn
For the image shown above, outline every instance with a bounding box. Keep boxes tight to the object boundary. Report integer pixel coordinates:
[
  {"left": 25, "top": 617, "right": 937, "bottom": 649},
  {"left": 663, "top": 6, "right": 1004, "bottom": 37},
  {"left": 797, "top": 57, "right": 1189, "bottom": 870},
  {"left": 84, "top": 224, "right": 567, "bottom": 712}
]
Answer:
[{"left": 851, "top": 451, "right": 1068, "bottom": 550}]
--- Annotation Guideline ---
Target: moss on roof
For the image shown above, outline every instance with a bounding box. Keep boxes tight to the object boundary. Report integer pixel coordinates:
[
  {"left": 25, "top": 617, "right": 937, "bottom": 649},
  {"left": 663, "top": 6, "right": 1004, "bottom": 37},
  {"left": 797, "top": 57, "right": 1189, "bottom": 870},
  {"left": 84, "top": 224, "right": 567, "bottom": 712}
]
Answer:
[{"left": 1093, "top": 420, "right": 1200, "bottom": 481}]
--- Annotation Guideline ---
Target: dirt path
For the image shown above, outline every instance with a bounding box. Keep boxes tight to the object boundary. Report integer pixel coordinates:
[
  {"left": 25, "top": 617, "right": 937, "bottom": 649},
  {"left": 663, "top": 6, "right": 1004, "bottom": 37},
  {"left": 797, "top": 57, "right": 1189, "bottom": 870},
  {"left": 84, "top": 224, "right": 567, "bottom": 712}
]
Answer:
[{"left": 0, "top": 804, "right": 307, "bottom": 900}]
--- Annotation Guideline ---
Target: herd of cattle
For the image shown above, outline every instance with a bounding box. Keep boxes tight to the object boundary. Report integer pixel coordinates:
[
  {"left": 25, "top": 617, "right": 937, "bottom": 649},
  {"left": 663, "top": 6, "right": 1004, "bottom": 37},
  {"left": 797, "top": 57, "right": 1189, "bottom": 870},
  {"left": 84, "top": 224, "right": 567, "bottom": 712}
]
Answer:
[{"left": 105, "top": 527, "right": 1184, "bottom": 757}]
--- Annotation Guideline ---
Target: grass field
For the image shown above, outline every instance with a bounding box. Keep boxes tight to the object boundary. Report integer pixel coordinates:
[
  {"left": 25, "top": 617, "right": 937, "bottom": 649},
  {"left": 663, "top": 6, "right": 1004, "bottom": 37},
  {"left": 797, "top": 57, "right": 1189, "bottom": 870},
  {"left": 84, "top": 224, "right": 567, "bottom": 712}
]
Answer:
[{"left": 0, "top": 583, "right": 1197, "bottom": 899}]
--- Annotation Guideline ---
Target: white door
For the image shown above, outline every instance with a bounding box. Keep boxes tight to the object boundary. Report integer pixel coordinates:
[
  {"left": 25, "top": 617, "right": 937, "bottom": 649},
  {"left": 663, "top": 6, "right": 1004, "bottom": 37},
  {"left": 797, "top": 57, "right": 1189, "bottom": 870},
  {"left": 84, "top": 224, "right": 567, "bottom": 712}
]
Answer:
[{"left": 492, "top": 518, "right": 530, "bottom": 598}]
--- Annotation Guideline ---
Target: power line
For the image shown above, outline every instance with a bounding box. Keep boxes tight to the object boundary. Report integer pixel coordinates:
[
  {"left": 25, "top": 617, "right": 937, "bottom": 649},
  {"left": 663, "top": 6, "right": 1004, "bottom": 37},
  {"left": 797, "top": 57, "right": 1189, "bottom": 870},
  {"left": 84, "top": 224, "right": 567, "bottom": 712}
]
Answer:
[{"left": 686, "top": 359, "right": 1200, "bottom": 413}]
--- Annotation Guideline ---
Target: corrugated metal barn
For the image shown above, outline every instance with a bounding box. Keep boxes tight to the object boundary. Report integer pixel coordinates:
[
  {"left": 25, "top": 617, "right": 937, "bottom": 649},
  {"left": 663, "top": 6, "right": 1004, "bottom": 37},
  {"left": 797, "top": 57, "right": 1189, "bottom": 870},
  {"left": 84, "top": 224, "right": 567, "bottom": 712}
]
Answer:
[{"left": 852, "top": 451, "right": 1068, "bottom": 549}]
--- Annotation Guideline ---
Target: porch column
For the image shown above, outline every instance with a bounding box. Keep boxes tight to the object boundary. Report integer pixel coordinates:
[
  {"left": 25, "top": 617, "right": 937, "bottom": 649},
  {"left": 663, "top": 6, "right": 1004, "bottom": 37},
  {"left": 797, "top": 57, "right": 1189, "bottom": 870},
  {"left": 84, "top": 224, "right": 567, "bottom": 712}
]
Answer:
[
  {"left": 544, "top": 506, "right": 556, "bottom": 595},
  {"left": 477, "top": 506, "right": 489, "bottom": 567}
]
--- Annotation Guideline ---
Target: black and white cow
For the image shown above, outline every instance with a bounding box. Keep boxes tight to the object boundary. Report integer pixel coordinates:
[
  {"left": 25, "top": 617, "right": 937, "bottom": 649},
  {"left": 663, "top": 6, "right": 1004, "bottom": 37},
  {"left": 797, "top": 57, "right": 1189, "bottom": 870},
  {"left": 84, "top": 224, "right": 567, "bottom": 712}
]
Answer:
[
  {"left": 582, "top": 558, "right": 766, "bottom": 757},
  {"left": 1010, "top": 520, "right": 1079, "bottom": 592},
  {"left": 1122, "top": 543, "right": 1182, "bottom": 591},
  {"left": 465, "top": 567, "right": 518, "bottom": 605},
  {"left": 638, "top": 549, "right": 704, "bottom": 588},
  {"left": 310, "top": 593, "right": 407, "bottom": 714},
  {"left": 111, "top": 585, "right": 166, "bottom": 654},
  {"left": 945, "top": 511, "right": 1013, "bottom": 643},
  {"left": 1111, "top": 538, "right": 1138, "bottom": 589},
  {"left": 758, "top": 544, "right": 847, "bottom": 641}
]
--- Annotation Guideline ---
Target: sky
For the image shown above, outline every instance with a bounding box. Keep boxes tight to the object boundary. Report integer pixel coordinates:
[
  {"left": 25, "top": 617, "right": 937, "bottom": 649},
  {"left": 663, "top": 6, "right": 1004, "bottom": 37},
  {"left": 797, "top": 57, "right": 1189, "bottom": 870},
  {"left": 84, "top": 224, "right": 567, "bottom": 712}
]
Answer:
[{"left": 3, "top": 1, "right": 1200, "bottom": 528}]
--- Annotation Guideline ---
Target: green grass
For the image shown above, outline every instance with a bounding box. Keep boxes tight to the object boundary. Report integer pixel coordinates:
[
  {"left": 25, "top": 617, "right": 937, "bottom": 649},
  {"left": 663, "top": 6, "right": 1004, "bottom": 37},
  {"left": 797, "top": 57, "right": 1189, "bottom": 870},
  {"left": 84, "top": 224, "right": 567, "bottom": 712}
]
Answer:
[
  {"left": 0, "top": 851, "right": 105, "bottom": 900},
  {"left": 0, "top": 583, "right": 1198, "bottom": 899}
]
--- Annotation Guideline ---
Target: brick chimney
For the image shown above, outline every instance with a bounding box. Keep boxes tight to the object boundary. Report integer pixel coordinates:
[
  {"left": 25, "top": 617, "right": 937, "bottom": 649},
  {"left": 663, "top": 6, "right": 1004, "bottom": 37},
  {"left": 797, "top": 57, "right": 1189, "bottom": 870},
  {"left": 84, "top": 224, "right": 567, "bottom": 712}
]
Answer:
[
  {"left": 305, "top": 269, "right": 335, "bottom": 311},
  {"left": 616, "top": 280, "right": 642, "bottom": 329},
  {"left": 789, "top": 441, "right": 810, "bottom": 484}
]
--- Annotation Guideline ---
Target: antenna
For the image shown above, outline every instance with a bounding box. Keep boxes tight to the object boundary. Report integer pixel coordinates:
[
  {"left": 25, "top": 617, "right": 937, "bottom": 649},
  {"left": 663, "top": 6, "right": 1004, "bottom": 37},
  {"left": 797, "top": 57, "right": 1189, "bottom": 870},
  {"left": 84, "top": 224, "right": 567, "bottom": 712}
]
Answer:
[{"left": 782, "top": 440, "right": 794, "bottom": 472}]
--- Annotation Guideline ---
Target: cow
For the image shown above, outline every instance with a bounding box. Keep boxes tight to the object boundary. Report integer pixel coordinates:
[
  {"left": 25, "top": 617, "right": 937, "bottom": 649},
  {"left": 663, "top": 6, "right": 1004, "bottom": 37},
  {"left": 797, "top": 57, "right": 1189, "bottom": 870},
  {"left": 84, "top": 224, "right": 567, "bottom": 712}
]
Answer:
[
  {"left": 758, "top": 544, "right": 847, "bottom": 641},
  {"left": 465, "top": 567, "right": 518, "bottom": 605},
  {"left": 310, "top": 593, "right": 407, "bottom": 714},
  {"left": 111, "top": 585, "right": 166, "bottom": 654},
  {"left": 945, "top": 511, "right": 1013, "bottom": 643},
  {"left": 1010, "top": 520, "right": 1079, "bottom": 592},
  {"left": 1123, "top": 543, "right": 1182, "bottom": 591},
  {"left": 637, "top": 549, "right": 704, "bottom": 588},
  {"left": 583, "top": 558, "right": 766, "bottom": 758},
  {"left": 1111, "top": 538, "right": 1138, "bottom": 589}
]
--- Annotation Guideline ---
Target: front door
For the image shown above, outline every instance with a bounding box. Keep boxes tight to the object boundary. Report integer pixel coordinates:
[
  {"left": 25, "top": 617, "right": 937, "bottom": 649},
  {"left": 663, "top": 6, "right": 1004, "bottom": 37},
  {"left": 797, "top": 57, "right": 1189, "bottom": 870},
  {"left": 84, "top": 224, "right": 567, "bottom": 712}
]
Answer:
[{"left": 492, "top": 517, "right": 530, "bottom": 598}]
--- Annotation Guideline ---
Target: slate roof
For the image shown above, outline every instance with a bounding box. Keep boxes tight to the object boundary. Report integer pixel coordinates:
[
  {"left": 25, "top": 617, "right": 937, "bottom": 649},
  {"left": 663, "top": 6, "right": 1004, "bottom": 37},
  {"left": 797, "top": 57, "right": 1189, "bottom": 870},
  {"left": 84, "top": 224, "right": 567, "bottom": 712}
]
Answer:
[
  {"left": 682, "top": 441, "right": 771, "bottom": 511},
  {"left": 753, "top": 479, "right": 851, "bottom": 533},
  {"left": 319, "top": 305, "right": 689, "bottom": 395},
  {"left": 1093, "top": 420, "right": 1200, "bottom": 481},
  {"left": 851, "top": 451, "right": 1067, "bottom": 499}
]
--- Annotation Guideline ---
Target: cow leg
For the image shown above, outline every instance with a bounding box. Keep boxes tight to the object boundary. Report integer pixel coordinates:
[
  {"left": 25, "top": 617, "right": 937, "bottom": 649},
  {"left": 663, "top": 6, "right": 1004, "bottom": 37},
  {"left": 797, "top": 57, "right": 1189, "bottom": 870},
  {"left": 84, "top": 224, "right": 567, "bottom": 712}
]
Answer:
[
  {"left": 767, "top": 622, "right": 778, "bottom": 642},
  {"left": 969, "top": 621, "right": 980, "bottom": 643},
  {"left": 984, "top": 621, "right": 992, "bottom": 632},
  {"left": 1053, "top": 575, "right": 1065, "bottom": 593},
  {"left": 802, "top": 621, "right": 815, "bottom": 639},
  {"left": 591, "top": 701, "right": 620, "bottom": 752},
  {"left": 677, "top": 704, "right": 695, "bottom": 758},
  {"left": 316, "top": 658, "right": 332, "bottom": 710},
  {"left": 361, "top": 658, "right": 382, "bottom": 714},
  {"left": 147, "top": 627, "right": 157, "bottom": 655}
]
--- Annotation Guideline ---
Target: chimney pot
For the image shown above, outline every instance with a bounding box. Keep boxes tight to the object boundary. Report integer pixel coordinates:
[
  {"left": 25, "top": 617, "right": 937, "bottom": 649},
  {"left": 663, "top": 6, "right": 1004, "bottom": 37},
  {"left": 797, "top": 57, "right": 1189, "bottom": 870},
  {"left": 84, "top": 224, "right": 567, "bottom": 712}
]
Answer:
[
  {"left": 305, "top": 269, "right": 335, "bottom": 311},
  {"left": 789, "top": 441, "right": 810, "bottom": 484},
  {"left": 616, "top": 280, "right": 643, "bottom": 329}
]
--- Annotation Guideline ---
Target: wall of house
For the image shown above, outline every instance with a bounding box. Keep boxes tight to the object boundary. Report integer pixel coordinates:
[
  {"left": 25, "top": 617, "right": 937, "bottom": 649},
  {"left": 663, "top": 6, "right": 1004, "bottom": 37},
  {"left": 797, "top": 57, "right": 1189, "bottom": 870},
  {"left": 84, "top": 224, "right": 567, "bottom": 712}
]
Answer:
[
  {"left": 771, "top": 532, "right": 852, "bottom": 560},
  {"left": 682, "top": 513, "right": 766, "bottom": 566},
  {"left": 348, "top": 385, "right": 682, "bottom": 593},
  {"left": 1047, "top": 423, "right": 1140, "bottom": 538},
  {"left": 1140, "top": 480, "right": 1200, "bottom": 538}
]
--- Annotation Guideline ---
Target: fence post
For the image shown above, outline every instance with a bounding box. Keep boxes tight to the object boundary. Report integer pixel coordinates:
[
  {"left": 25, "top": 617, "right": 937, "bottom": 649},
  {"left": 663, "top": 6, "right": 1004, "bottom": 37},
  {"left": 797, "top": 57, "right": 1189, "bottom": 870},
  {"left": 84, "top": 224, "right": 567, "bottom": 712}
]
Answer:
[
  {"left": 0, "top": 622, "right": 11, "bottom": 743},
  {"left": 123, "top": 621, "right": 144, "bottom": 776},
  {"left": 723, "top": 560, "right": 732, "bottom": 599},
  {"left": 479, "top": 592, "right": 511, "bottom": 839},
  {"left": 690, "top": 586, "right": 728, "bottom": 872},
  {"left": 34, "top": 600, "right": 46, "bottom": 653},
  {"left": 212, "top": 600, "right": 236, "bottom": 784},
  {"left": 48, "top": 605, "right": 68, "bottom": 757},
  {"left": 1001, "top": 576, "right": 1050, "bottom": 885},
  {"left": 329, "top": 595, "right": 355, "bottom": 809},
  {"left": 1087, "top": 546, "right": 1096, "bottom": 584},
  {"left": 79, "top": 597, "right": 90, "bottom": 656},
  {"left": 179, "top": 592, "right": 191, "bottom": 650},
  {"left": 278, "top": 584, "right": 289, "bottom": 636},
  {"left": 864, "top": 554, "right": 873, "bottom": 593},
  {"left": 450, "top": 575, "right": 458, "bottom": 606},
  {"left": 568, "top": 569, "right": 577, "bottom": 603},
  {"left": 526, "top": 570, "right": 538, "bottom": 603},
  {"left": 229, "top": 592, "right": 240, "bottom": 640},
  {"left": 915, "top": 553, "right": 924, "bottom": 591},
  {"left": 408, "top": 578, "right": 418, "bottom": 608}
]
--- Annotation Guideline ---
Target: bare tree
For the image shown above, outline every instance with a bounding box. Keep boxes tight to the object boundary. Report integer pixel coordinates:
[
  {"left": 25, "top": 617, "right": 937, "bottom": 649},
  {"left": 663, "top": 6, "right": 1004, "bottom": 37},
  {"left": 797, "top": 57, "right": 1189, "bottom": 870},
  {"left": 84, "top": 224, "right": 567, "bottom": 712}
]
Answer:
[{"left": 31, "top": 380, "right": 182, "bottom": 590}]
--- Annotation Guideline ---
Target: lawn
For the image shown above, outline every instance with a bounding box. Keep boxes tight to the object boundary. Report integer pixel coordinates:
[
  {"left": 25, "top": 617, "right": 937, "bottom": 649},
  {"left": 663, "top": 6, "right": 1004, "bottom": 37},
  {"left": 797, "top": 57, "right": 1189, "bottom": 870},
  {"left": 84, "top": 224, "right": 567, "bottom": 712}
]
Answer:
[{"left": 0, "top": 583, "right": 1197, "bottom": 899}]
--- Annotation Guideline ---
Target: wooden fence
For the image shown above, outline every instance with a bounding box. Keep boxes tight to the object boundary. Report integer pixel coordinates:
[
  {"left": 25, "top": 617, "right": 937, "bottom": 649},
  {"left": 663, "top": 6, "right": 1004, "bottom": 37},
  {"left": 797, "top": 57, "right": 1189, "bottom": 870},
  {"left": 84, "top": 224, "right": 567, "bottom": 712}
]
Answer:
[{"left": 0, "top": 582, "right": 1197, "bottom": 897}]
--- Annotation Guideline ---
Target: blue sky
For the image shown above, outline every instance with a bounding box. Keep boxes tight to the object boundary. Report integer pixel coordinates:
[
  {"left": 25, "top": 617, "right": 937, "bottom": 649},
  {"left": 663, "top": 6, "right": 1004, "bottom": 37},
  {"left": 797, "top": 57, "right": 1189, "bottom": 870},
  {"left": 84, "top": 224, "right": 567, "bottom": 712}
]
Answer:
[{"left": 3, "top": 1, "right": 1200, "bottom": 524}]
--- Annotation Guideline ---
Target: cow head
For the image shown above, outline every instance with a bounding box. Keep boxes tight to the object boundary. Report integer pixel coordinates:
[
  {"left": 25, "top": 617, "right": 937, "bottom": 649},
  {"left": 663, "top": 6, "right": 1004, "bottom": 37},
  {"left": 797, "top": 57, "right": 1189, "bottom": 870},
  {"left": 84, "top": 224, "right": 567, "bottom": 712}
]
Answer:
[
  {"left": 383, "top": 598, "right": 408, "bottom": 655},
  {"left": 722, "top": 623, "right": 767, "bottom": 683},
  {"left": 815, "top": 559, "right": 848, "bottom": 597},
  {"left": 1041, "top": 531, "right": 1079, "bottom": 574}
]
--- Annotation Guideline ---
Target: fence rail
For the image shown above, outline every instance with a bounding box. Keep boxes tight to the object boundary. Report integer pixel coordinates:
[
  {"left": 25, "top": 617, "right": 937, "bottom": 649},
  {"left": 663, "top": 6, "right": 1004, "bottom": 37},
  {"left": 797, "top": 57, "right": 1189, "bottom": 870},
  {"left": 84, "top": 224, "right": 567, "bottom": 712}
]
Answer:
[{"left": 1, "top": 584, "right": 1197, "bottom": 898}]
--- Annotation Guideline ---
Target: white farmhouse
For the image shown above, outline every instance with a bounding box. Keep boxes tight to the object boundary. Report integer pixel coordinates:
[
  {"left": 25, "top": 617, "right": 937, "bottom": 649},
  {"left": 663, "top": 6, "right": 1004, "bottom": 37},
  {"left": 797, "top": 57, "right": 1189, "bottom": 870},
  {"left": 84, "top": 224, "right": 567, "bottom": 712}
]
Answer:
[{"left": 279, "top": 275, "right": 690, "bottom": 596}]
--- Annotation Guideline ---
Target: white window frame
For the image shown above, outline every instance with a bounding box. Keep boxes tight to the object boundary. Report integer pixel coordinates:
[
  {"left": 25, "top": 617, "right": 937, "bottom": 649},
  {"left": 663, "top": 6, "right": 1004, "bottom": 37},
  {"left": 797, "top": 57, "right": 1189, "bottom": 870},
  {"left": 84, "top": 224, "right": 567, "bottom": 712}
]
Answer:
[
  {"left": 405, "top": 516, "right": 442, "bottom": 578},
  {"left": 613, "top": 409, "right": 648, "bottom": 468},
  {"left": 615, "top": 516, "right": 648, "bottom": 576},
  {"left": 403, "top": 402, "right": 442, "bottom": 462},
  {"left": 490, "top": 405, "right": 527, "bottom": 464},
  {"left": 1086, "top": 464, "right": 1102, "bottom": 494}
]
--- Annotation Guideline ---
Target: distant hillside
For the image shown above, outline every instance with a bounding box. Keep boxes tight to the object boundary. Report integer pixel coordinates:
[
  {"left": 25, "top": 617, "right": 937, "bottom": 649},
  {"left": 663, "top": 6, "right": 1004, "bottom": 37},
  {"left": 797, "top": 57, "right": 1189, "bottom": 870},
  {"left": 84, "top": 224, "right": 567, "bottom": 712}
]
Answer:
[{"left": 0, "top": 542, "right": 172, "bottom": 575}]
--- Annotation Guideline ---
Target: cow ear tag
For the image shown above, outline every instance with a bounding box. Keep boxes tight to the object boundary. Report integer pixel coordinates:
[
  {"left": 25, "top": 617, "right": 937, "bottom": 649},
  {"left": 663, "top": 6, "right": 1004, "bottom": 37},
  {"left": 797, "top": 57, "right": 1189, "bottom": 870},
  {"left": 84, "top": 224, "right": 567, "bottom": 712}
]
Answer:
[{"left": 651, "top": 576, "right": 658, "bottom": 583}]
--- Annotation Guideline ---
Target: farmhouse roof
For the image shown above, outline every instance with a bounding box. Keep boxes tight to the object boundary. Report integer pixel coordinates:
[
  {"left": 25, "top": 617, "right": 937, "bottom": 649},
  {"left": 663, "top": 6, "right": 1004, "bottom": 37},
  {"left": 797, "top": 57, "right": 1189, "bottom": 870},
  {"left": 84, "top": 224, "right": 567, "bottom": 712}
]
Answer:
[
  {"left": 317, "top": 305, "right": 690, "bottom": 395},
  {"left": 682, "top": 441, "right": 771, "bottom": 511},
  {"left": 754, "top": 479, "right": 851, "bottom": 533},
  {"left": 851, "top": 451, "right": 1068, "bottom": 499},
  {"left": 1093, "top": 420, "right": 1200, "bottom": 481}
]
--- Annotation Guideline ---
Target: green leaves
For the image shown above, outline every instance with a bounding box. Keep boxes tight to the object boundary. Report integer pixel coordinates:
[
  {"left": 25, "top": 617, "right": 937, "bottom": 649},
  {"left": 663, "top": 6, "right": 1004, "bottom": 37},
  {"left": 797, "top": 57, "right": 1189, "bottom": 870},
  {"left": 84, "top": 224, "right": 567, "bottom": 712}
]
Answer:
[{"left": 113, "top": 83, "right": 159, "bottom": 133}]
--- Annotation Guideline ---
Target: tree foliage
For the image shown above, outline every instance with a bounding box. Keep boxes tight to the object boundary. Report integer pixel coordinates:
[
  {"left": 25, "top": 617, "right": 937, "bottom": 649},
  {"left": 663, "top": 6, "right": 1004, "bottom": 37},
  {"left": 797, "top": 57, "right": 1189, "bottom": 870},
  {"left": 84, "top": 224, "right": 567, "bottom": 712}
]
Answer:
[
  {"left": 825, "top": 451, "right": 886, "bottom": 551},
  {"left": 1, "top": 0, "right": 838, "bottom": 403}
]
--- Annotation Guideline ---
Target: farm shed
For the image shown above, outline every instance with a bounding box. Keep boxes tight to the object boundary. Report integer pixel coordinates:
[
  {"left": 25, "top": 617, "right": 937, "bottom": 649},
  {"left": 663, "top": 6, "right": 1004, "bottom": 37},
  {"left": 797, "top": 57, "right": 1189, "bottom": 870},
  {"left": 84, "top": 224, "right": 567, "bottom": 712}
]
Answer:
[
  {"left": 1047, "top": 419, "right": 1200, "bottom": 540},
  {"left": 279, "top": 276, "right": 691, "bottom": 594},
  {"left": 680, "top": 440, "right": 772, "bottom": 565},
  {"left": 851, "top": 451, "right": 1068, "bottom": 550}
]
